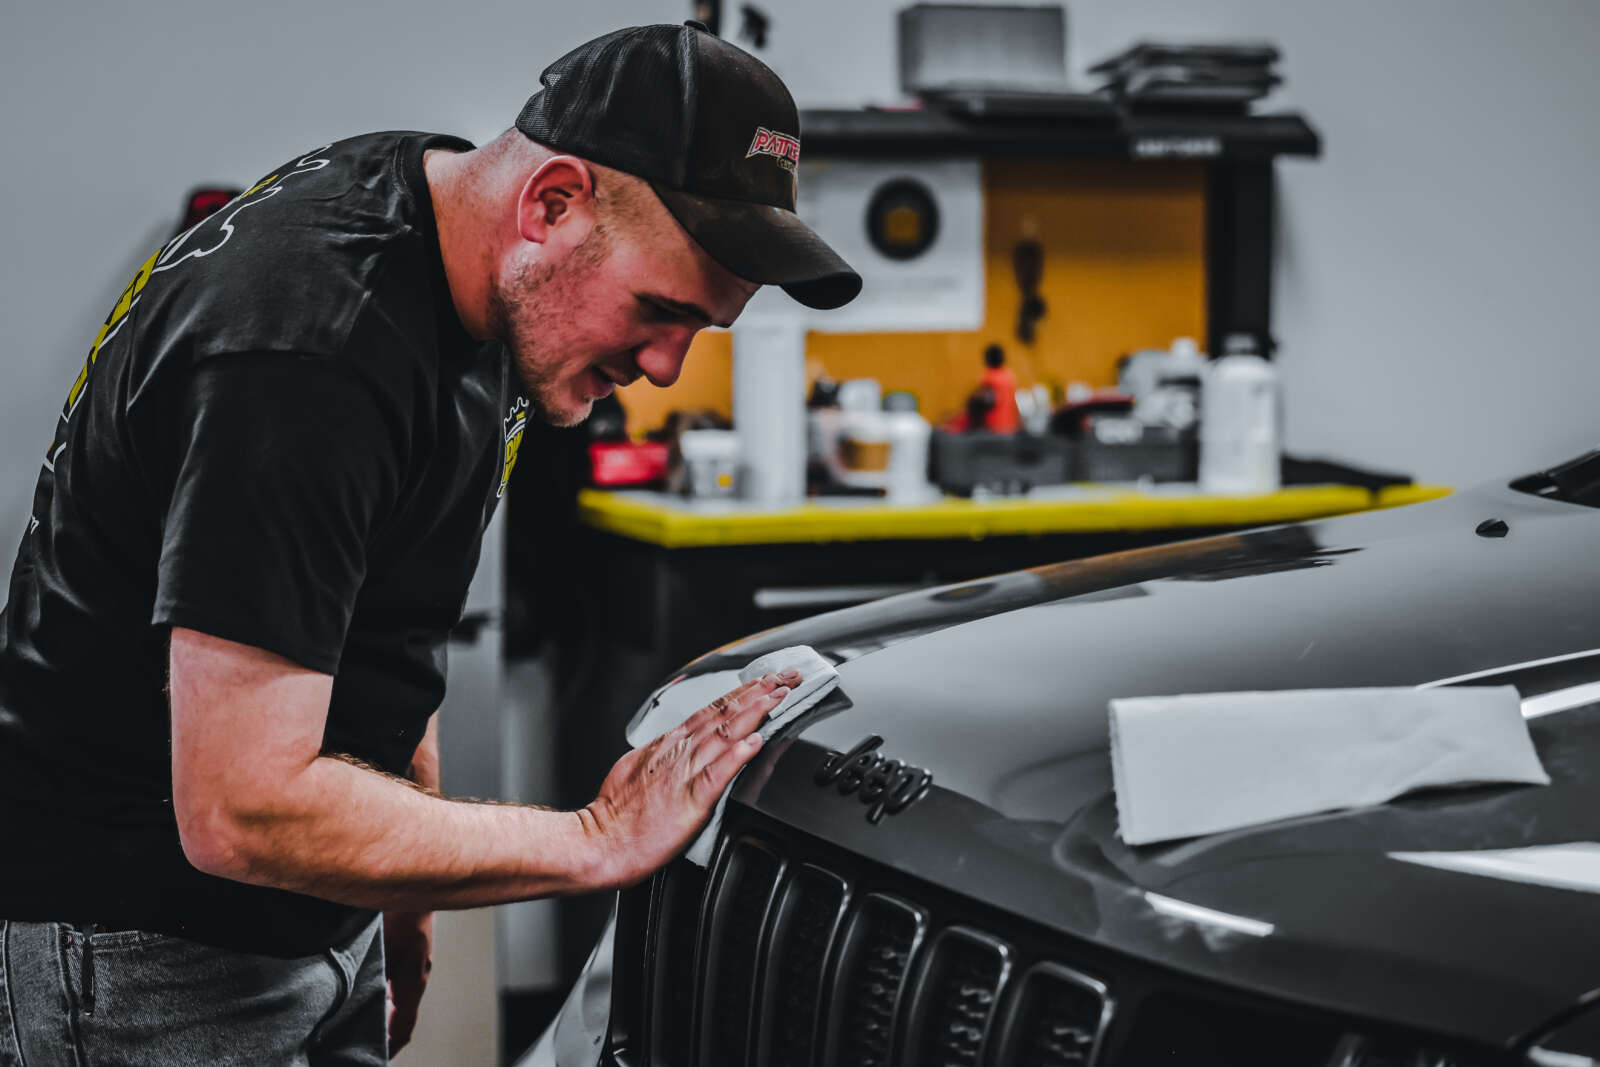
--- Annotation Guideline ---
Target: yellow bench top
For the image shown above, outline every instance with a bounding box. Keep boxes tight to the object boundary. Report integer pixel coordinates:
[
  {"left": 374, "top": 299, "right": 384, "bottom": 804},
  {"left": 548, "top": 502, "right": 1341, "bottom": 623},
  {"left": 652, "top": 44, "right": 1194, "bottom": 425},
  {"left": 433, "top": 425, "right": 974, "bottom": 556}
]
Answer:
[{"left": 577, "top": 483, "right": 1452, "bottom": 549}]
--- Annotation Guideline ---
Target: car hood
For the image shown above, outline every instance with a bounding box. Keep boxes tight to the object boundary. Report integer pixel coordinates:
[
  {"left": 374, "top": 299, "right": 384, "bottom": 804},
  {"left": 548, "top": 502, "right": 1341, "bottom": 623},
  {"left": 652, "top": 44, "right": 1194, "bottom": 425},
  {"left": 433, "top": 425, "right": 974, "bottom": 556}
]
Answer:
[{"left": 673, "top": 483, "right": 1600, "bottom": 1048}]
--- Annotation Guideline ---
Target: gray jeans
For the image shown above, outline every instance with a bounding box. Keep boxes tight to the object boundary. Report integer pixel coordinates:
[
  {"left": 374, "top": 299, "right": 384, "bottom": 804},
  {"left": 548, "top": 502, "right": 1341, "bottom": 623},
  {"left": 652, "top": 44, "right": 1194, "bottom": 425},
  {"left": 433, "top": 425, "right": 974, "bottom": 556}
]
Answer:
[{"left": 0, "top": 916, "right": 387, "bottom": 1066}]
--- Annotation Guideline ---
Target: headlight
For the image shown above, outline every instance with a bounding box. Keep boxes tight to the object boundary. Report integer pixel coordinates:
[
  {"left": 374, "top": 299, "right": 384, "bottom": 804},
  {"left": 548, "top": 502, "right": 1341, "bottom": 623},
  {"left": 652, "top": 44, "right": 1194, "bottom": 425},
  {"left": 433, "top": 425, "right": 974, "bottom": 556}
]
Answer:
[{"left": 1326, "top": 1033, "right": 1482, "bottom": 1067}]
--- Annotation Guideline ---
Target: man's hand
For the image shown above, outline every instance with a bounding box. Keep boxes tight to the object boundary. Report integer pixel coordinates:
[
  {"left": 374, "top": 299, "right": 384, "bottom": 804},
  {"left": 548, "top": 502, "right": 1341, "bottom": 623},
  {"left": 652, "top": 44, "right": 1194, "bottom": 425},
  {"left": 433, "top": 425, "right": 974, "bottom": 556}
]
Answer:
[
  {"left": 384, "top": 909, "right": 433, "bottom": 1056},
  {"left": 580, "top": 670, "right": 799, "bottom": 888}
]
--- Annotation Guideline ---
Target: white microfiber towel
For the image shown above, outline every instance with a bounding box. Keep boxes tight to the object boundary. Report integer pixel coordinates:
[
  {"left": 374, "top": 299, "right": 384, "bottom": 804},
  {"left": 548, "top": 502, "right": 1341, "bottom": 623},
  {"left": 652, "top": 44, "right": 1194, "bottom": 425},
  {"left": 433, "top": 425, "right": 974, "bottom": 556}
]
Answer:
[
  {"left": 738, "top": 646, "right": 841, "bottom": 741},
  {"left": 627, "top": 646, "right": 840, "bottom": 867},
  {"left": 1109, "top": 686, "right": 1549, "bottom": 846}
]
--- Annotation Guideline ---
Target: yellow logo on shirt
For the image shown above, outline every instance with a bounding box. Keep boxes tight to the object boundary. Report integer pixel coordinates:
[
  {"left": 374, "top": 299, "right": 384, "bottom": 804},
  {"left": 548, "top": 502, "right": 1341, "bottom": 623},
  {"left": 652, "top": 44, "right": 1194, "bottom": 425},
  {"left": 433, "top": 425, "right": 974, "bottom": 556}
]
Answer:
[
  {"left": 38, "top": 143, "right": 335, "bottom": 506},
  {"left": 44, "top": 247, "right": 162, "bottom": 475},
  {"left": 500, "top": 396, "right": 528, "bottom": 498}
]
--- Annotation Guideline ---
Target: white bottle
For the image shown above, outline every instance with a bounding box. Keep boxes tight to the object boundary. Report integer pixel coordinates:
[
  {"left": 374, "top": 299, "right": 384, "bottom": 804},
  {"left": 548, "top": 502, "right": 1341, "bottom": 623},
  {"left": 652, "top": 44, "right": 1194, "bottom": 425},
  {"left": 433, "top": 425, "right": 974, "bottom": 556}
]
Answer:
[
  {"left": 884, "top": 409, "right": 935, "bottom": 503},
  {"left": 1199, "top": 335, "right": 1281, "bottom": 494}
]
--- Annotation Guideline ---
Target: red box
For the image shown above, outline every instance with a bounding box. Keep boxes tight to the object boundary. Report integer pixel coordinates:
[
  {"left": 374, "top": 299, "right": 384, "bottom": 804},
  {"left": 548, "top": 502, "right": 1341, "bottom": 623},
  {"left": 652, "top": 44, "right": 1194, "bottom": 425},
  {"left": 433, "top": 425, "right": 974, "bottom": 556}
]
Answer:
[{"left": 588, "top": 440, "right": 669, "bottom": 487}]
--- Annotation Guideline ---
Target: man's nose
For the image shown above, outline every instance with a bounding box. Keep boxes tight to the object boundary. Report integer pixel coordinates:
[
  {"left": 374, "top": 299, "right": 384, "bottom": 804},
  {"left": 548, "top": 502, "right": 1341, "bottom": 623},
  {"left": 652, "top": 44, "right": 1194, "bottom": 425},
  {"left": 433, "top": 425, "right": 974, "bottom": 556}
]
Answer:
[{"left": 633, "top": 330, "right": 696, "bottom": 389}]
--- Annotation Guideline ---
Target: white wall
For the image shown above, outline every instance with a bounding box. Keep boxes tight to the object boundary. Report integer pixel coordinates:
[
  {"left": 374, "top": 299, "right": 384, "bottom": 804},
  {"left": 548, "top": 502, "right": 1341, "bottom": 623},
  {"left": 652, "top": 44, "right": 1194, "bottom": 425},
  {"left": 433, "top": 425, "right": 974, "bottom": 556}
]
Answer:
[
  {"left": 3, "top": 1, "right": 1597, "bottom": 532},
  {"left": 764, "top": 0, "right": 1600, "bottom": 485}
]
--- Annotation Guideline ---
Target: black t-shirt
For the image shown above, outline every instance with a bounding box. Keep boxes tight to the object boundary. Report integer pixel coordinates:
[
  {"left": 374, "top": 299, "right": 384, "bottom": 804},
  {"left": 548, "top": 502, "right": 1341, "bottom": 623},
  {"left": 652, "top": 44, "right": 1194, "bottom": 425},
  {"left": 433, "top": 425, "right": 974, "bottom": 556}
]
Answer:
[{"left": 0, "top": 132, "right": 528, "bottom": 957}]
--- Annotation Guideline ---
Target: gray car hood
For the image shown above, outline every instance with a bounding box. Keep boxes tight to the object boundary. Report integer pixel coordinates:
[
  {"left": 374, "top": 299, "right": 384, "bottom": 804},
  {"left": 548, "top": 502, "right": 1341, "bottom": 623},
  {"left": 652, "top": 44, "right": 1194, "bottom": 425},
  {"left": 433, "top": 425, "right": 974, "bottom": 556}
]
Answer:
[{"left": 673, "top": 484, "right": 1600, "bottom": 1047}]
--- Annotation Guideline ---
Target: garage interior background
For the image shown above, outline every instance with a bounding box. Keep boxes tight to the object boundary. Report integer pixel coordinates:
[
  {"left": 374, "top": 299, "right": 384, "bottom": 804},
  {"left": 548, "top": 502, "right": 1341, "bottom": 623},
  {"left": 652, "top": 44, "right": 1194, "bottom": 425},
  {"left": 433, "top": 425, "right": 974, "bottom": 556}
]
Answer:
[
  {"left": 6, "top": 0, "right": 1599, "bottom": 509},
  {"left": 3, "top": 1, "right": 1598, "bottom": 1064}
]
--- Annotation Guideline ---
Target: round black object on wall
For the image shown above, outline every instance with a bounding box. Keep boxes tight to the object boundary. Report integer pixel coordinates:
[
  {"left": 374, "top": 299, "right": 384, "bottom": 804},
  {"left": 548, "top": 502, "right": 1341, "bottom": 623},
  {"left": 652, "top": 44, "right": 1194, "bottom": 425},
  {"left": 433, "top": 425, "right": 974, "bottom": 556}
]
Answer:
[{"left": 866, "top": 178, "right": 940, "bottom": 260}]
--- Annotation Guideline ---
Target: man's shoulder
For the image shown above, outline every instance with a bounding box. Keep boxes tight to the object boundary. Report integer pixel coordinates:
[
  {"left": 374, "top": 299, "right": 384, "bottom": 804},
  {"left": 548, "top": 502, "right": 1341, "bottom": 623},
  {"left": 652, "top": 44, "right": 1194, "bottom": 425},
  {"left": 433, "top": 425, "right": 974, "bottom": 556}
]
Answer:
[{"left": 140, "top": 132, "right": 466, "bottom": 361}]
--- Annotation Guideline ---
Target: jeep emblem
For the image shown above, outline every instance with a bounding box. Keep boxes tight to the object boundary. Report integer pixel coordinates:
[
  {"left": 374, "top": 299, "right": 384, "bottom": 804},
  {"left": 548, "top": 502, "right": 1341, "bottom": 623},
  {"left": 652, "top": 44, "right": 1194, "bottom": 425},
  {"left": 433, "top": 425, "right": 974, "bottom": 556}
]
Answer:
[{"left": 814, "top": 735, "right": 932, "bottom": 823}]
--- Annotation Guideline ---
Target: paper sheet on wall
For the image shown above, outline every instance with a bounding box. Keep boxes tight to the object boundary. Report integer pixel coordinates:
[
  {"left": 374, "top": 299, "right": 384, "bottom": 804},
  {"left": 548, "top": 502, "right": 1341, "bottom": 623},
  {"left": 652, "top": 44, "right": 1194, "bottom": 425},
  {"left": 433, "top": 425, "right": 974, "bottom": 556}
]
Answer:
[{"left": 739, "top": 157, "right": 984, "bottom": 332}]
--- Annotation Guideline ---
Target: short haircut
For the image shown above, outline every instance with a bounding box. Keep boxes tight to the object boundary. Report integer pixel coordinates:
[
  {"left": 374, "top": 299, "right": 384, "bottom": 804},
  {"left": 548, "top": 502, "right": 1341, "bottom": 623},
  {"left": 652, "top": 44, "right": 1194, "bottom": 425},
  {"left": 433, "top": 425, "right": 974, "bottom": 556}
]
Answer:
[{"left": 492, "top": 127, "right": 660, "bottom": 238}]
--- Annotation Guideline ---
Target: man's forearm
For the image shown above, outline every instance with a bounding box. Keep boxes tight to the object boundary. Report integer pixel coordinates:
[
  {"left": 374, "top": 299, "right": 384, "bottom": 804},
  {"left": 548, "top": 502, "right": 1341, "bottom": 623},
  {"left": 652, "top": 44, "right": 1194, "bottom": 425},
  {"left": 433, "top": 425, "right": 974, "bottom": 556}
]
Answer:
[
  {"left": 192, "top": 751, "right": 598, "bottom": 913},
  {"left": 170, "top": 627, "right": 792, "bottom": 914}
]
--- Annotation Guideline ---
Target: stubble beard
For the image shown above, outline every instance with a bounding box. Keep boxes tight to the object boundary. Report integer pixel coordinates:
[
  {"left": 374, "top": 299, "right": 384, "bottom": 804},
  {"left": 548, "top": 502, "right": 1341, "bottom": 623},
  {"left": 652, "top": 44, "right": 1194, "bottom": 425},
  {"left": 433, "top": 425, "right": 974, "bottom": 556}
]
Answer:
[
  {"left": 488, "top": 225, "right": 614, "bottom": 429},
  {"left": 488, "top": 258, "right": 579, "bottom": 428}
]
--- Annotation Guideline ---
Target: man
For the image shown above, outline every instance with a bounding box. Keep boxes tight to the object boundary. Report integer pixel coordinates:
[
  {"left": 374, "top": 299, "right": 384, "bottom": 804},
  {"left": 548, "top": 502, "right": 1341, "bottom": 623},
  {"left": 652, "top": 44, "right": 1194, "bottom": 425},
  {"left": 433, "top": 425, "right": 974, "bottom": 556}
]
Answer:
[{"left": 0, "top": 21, "right": 858, "bottom": 1065}]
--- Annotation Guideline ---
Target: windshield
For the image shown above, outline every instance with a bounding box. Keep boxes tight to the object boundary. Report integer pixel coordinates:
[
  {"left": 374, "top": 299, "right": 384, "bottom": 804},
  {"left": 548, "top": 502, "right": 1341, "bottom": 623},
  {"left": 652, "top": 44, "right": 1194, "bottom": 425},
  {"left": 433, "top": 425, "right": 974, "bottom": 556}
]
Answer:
[{"left": 1511, "top": 448, "right": 1600, "bottom": 508}]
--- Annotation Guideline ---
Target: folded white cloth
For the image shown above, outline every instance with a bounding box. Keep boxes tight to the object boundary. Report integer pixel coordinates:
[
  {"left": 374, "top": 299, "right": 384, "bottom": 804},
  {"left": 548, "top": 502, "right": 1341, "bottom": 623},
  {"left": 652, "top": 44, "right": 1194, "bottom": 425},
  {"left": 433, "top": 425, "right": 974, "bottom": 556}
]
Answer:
[
  {"left": 1109, "top": 686, "right": 1549, "bottom": 846},
  {"left": 626, "top": 646, "right": 840, "bottom": 867},
  {"left": 738, "top": 646, "right": 842, "bottom": 741}
]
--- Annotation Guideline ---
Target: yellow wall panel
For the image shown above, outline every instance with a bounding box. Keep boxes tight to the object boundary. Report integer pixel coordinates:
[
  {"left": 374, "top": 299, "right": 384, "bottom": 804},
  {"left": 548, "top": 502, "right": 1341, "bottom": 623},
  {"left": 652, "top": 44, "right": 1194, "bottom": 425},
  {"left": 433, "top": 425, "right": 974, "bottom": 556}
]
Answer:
[{"left": 618, "top": 158, "right": 1208, "bottom": 435}]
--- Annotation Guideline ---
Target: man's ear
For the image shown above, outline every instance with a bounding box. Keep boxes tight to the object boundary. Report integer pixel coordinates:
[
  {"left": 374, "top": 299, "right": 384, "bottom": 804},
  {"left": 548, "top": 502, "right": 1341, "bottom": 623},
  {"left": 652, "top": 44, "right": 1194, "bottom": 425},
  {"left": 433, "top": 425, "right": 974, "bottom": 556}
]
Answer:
[{"left": 515, "top": 156, "right": 597, "bottom": 245}]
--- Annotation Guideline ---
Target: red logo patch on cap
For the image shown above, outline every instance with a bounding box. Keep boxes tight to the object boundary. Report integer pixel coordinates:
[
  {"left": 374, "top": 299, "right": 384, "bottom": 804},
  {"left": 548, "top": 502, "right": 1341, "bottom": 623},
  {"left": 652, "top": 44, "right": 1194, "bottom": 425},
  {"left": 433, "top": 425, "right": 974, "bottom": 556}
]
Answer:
[{"left": 745, "top": 126, "right": 800, "bottom": 171}]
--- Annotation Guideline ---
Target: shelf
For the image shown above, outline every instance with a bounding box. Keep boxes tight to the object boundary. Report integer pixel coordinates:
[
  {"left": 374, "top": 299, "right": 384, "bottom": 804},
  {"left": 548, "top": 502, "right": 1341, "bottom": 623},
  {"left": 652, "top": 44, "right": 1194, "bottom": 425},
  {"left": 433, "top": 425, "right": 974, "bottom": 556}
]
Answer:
[{"left": 800, "top": 106, "right": 1320, "bottom": 162}]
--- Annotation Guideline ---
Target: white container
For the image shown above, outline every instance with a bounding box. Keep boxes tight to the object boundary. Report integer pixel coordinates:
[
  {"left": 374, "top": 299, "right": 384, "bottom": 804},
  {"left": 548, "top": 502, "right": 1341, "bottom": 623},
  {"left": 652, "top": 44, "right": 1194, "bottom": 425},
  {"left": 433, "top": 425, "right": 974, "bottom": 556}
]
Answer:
[
  {"left": 678, "top": 429, "right": 742, "bottom": 498},
  {"left": 1199, "top": 349, "right": 1280, "bottom": 494},
  {"left": 829, "top": 409, "right": 891, "bottom": 492},
  {"left": 836, "top": 378, "right": 883, "bottom": 414},
  {"left": 884, "top": 410, "right": 936, "bottom": 503},
  {"left": 732, "top": 321, "right": 808, "bottom": 505},
  {"left": 1132, "top": 336, "right": 1207, "bottom": 432}
]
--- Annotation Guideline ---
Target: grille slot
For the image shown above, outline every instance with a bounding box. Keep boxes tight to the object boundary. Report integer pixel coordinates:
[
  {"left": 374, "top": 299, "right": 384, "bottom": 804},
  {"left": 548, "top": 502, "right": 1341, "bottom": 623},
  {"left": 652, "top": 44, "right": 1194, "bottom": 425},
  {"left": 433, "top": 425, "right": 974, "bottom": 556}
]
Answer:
[
  {"left": 649, "top": 862, "right": 708, "bottom": 1067},
  {"left": 826, "top": 893, "right": 929, "bottom": 1067},
  {"left": 696, "top": 839, "right": 785, "bottom": 1067},
  {"left": 756, "top": 864, "right": 850, "bottom": 1067},
  {"left": 995, "top": 962, "right": 1113, "bottom": 1067},
  {"left": 903, "top": 926, "right": 1013, "bottom": 1067}
]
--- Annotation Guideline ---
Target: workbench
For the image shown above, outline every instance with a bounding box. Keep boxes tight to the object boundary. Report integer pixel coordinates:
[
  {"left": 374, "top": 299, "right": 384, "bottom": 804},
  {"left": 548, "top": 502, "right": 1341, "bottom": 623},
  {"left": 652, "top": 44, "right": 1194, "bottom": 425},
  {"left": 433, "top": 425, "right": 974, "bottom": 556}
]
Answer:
[{"left": 579, "top": 482, "right": 1442, "bottom": 548}]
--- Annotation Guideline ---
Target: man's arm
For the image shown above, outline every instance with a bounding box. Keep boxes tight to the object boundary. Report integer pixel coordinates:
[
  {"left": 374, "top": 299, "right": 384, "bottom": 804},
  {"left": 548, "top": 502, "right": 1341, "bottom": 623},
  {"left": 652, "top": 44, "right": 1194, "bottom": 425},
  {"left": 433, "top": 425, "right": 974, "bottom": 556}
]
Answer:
[
  {"left": 385, "top": 713, "right": 441, "bottom": 1056},
  {"left": 169, "top": 627, "right": 793, "bottom": 912},
  {"left": 407, "top": 712, "right": 442, "bottom": 794}
]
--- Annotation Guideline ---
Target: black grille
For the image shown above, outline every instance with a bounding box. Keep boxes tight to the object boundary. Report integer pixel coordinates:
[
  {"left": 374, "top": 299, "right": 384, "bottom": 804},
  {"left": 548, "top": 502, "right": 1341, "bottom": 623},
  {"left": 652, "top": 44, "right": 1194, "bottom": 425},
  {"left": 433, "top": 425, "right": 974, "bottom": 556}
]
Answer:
[
  {"left": 904, "top": 927, "right": 1013, "bottom": 1067},
  {"left": 757, "top": 865, "right": 849, "bottom": 1067},
  {"left": 643, "top": 834, "right": 1111, "bottom": 1067},
  {"left": 698, "top": 840, "right": 784, "bottom": 1066},
  {"left": 650, "top": 863, "right": 706, "bottom": 1067},
  {"left": 828, "top": 894, "right": 928, "bottom": 1067},
  {"left": 996, "top": 963, "right": 1112, "bottom": 1067}
]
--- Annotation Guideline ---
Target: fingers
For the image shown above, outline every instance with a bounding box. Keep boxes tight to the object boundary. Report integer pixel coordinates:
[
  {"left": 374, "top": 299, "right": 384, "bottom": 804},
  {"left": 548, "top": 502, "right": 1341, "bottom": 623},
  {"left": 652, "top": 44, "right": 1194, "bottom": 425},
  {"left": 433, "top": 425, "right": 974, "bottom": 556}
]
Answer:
[
  {"left": 677, "top": 670, "right": 800, "bottom": 737},
  {"left": 644, "top": 685, "right": 771, "bottom": 778},
  {"left": 632, "top": 670, "right": 800, "bottom": 801},
  {"left": 689, "top": 680, "right": 791, "bottom": 774},
  {"left": 387, "top": 958, "right": 428, "bottom": 1055},
  {"left": 693, "top": 731, "right": 765, "bottom": 802}
]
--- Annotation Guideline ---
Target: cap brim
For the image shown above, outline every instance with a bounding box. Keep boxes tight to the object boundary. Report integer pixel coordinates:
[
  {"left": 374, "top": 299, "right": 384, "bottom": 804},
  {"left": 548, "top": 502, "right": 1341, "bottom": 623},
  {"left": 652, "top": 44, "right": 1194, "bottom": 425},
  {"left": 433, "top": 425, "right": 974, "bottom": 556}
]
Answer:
[{"left": 650, "top": 183, "right": 862, "bottom": 311}]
